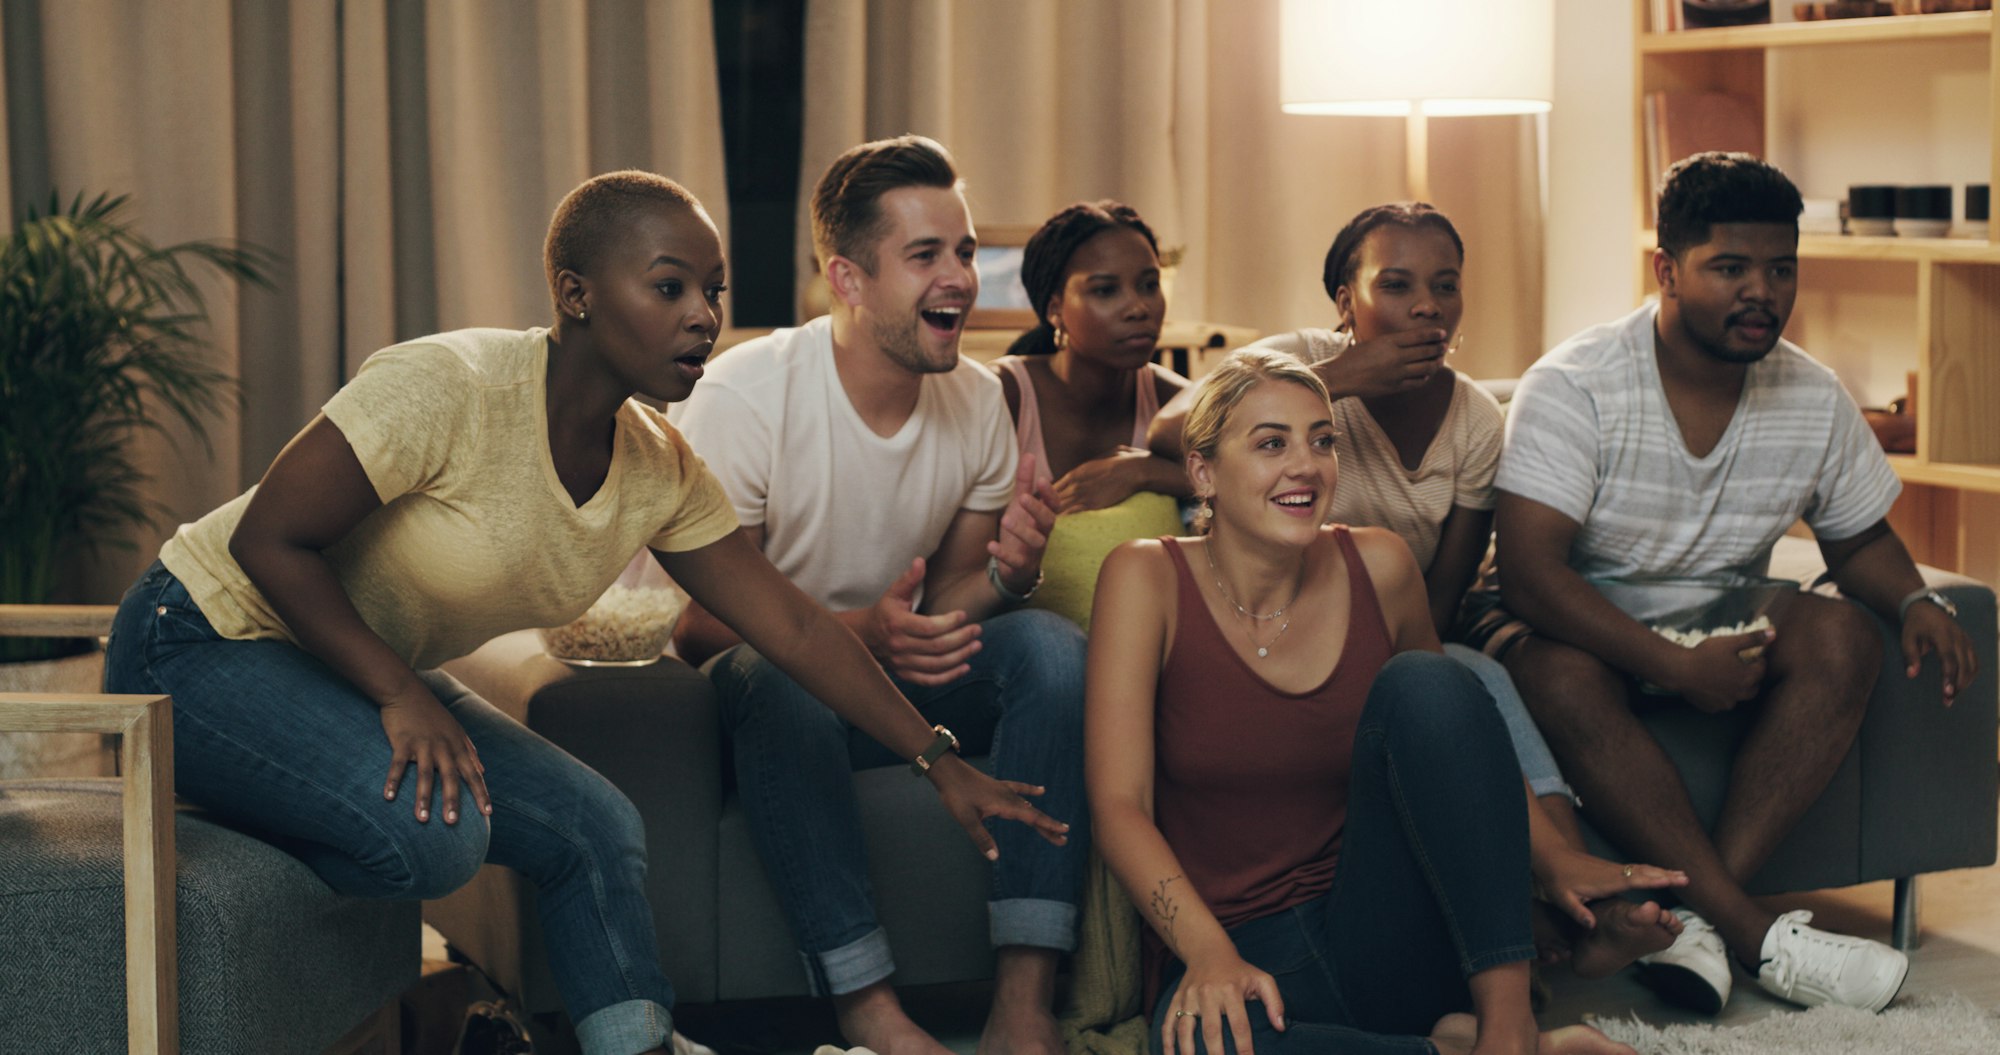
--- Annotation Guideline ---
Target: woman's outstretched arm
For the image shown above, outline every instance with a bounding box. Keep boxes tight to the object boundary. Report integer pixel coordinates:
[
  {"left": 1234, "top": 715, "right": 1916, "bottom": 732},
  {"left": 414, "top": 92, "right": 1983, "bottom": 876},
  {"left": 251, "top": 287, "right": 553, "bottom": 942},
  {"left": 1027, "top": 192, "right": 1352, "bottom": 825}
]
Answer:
[{"left": 657, "top": 530, "right": 1070, "bottom": 859}]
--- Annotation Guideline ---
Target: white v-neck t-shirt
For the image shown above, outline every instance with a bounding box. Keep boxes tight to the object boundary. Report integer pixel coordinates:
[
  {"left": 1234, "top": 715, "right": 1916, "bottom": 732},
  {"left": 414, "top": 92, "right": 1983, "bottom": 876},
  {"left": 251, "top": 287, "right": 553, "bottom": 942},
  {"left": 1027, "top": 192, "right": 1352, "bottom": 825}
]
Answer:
[
  {"left": 671, "top": 316, "right": 1018, "bottom": 612},
  {"left": 1495, "top": 303, "right": 1899, "bottom": 582}
]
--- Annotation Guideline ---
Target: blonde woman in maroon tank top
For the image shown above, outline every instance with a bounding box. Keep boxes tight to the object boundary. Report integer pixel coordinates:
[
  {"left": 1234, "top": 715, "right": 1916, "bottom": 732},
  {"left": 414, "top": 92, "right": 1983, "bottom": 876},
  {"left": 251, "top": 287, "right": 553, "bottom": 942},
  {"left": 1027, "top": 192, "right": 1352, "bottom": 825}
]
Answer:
[{"left": 1086, "top": 350, "right": 1685, "bottom": 1055}]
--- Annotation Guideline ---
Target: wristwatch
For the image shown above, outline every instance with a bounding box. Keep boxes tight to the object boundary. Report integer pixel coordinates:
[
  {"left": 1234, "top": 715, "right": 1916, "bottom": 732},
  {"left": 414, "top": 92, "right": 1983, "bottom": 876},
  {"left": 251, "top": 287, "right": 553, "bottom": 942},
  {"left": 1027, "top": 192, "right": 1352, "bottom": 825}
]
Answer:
[
  {"left": 1899, "top": 588, "right": 1958, "bottom": 623},
  {"left": 910, "top": 724, "right": 961, "bottom": 777}
]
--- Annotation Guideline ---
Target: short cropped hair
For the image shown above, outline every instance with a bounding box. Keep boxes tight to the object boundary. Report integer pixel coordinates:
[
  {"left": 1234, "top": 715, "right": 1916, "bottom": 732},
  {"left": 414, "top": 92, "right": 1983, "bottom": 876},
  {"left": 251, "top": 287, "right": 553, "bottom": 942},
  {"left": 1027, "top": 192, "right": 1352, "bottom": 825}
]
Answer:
[
  {"left": 1322, "top": 202, "right": 1464, "bottom": 304},
  {"left": 545, "top": 170, "right": 701, "bottom": 303},
  {"left": 1183, "top": 348, "right": 1333, "bottom": 465},
  {"left": 810, "top": 135, "right": 961, "bottom": 274},
  {"left": 1656, "top": 152, "right": 1802, "bottom": 259}
]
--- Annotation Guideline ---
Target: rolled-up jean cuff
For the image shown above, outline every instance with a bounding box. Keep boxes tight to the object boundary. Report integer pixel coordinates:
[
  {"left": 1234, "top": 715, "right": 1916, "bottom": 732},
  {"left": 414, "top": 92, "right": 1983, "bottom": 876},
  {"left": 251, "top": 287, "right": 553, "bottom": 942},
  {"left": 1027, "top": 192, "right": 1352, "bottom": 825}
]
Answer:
[
  {"left": 1462, "top": 942, "right": 1539, "bottom": 979},
  {"left": 991, "top": 898, "right": 1078, "bottom": 952},
  {"left": 809, "top": 926, "right": 896, "bottom": 997},
  {"left": 575, "top": 998, "right": 672, "bottom": 1055},
  {"left": 1528, "top": 776, "right": 1580, "bottom": 807}
]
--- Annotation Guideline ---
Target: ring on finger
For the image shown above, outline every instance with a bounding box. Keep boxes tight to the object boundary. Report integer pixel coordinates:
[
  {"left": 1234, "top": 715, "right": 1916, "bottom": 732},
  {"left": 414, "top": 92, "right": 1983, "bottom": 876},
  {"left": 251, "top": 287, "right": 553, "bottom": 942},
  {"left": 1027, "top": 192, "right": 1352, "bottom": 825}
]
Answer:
[
  {"left": 1174, "top": 1009, "right": 1197, "bottom": 1020},
  {"left": 1622, "top": 864, "right": 1635, "bottom": 878}
]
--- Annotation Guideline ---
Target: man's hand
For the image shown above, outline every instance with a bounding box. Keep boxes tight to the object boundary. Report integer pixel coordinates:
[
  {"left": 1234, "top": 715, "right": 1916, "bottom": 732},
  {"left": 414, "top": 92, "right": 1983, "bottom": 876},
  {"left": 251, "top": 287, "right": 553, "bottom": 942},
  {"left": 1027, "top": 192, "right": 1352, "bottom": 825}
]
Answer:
[
  {"left": 1052, "top": 446, "right": 1155, "bottom": 513},
  {"left": 988, "top": 452, "right": 1059, "bottom": 594},
  {"left": 1664, "top": 628, "right": 1773, "bottom": 713},
  {"left": 1322, "top": 328, "right": 1449, "bottom": 399},
  {"left": 1902, "top": 602, "right": 1977, "bottom": 705},
  {"left": 863, "top": 557, "right": 983, "bottom": 686}
]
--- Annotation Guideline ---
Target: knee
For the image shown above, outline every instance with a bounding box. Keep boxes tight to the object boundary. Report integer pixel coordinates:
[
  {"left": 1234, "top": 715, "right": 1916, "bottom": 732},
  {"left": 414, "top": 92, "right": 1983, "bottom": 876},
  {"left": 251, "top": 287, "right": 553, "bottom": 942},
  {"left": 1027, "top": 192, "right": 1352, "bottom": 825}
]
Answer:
[
  {"left": 385, "top": 811, "right": 490, "bottom": 900},
  {"left": 1366, "top": 652, "right": 1499, "bottom": 741},
  {"left": 708, "top": 644, "right": 844, "bottom": 738},
  {"left": 1782, "top": 596, "right": 1884, "bottom": 701},
  {"left": 987, "top": 610, "right": 1087, "bottom": 714}
]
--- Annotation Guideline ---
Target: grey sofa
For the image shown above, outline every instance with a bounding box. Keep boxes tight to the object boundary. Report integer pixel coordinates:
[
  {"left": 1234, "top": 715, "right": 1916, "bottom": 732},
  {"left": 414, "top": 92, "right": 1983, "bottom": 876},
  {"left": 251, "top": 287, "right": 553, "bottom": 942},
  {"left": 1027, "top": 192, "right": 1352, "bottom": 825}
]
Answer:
[
  {"left": 1572, "top": 536, "right": 1998, "bottom": 949},
  {"left": 430, "top": 633, "right": 1001, "bottom": 1019},
  {"left": 430, "top": 538, "right": 1997, "bottom": 1030}
]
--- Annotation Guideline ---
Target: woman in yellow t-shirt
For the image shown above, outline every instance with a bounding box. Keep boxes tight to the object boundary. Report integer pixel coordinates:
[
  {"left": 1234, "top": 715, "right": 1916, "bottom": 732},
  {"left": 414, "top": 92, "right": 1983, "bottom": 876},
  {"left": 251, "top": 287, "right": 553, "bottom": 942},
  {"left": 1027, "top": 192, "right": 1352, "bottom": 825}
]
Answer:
[
  {"left": 989, "top": 201, "right": 1189, "bottom": 630},
  {"left": 101, "top": 172, "right": 1068, "bottom": 1055}
]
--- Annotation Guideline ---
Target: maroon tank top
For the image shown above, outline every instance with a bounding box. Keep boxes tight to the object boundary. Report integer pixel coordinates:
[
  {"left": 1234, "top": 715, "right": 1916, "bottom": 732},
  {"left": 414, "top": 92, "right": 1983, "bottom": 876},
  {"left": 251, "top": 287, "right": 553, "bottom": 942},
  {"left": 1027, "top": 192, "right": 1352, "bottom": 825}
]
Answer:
[{"left": 1145, "top": 527, "right": 1396, "bottom": 994}]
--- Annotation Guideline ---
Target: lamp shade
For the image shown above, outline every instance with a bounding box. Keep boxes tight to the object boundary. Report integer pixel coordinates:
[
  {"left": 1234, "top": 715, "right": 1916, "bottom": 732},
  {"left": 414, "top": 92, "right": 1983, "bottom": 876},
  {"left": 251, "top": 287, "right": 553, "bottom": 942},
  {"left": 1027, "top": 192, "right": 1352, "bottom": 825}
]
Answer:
[{"left": 1280, "top": 0, "right": 1554, "bottom": 117}]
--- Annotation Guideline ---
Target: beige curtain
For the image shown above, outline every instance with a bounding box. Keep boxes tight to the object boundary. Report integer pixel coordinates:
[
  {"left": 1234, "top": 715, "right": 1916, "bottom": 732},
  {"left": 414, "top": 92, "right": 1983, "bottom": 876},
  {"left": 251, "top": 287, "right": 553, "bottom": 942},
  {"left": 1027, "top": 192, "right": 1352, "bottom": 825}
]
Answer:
[
  {"left": 3, "top": 0, "right": 729, "bottom": 603},
  {"left": 796, "top": 0, "right": 1544, "bottom": 382}
]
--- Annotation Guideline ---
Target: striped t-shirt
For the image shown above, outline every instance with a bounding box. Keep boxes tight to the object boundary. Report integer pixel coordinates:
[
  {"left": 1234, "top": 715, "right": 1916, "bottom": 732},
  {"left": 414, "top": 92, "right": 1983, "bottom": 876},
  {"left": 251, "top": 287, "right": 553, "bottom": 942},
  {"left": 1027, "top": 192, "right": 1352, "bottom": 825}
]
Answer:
[
  {"left": 1495, "top": 303, "right": 1899, "bottom": 582},
  {"left": 1247, "top": 328, "right": 1504, "bottom": 571}
]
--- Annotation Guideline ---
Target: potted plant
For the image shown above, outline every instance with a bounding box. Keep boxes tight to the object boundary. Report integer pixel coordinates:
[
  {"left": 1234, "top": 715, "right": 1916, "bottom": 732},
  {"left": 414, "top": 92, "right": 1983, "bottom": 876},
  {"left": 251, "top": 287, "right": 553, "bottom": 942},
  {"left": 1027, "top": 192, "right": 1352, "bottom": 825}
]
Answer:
[{"left": 0, "top": 191, "right": 272, "bottom": 668}]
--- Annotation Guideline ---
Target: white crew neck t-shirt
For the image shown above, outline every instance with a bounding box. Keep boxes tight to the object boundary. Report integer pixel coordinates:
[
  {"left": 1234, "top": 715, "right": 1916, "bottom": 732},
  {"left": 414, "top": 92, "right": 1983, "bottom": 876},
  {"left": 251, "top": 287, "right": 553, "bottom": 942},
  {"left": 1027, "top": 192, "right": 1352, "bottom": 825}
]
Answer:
[{"left": 671, "top": 316, "right": 1017, "bottom": 612}]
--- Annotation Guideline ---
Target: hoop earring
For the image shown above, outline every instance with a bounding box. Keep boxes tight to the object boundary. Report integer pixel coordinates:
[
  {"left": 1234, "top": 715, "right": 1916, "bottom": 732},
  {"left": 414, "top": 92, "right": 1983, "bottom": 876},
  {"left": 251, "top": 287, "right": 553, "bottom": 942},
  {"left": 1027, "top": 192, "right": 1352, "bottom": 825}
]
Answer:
[{"left": 1053, "top": 324, "right": 1069, "bottom": 352}]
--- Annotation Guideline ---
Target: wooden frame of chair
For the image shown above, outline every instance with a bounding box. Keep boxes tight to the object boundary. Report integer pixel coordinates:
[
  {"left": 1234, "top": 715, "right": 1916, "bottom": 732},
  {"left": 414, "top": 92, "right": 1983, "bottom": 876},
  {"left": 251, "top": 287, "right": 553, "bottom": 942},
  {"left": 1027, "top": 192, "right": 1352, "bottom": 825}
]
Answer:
[{"left": 1, "top": 604, "right": 177, "bottom": 1055}]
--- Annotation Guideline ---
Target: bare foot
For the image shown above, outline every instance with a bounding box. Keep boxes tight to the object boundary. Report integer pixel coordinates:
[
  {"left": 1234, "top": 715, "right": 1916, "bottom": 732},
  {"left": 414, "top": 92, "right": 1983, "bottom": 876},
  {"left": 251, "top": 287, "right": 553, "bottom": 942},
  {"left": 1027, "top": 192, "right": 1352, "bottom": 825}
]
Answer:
[
  {"left": 835, "top": 983, "right": 954, "bottom": 1055},
  {"left": 1537, "top": 1025, "right": 1636, "bottom": 1055},
  {"left": 1569, "top": 900, "right": 1683, "bottom": 980},
  {"left": 977, "top": 996, "right": 1064, "bottom": 1055}
]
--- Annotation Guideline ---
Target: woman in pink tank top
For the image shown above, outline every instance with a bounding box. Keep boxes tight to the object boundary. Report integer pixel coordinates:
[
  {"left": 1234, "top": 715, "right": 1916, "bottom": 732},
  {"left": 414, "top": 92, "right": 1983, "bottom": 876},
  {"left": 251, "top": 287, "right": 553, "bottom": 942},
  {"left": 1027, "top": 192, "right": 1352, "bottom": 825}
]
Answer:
[
  {"left": 988, "top": 201, "right": 1190, "bottom": 630},
  {"left": 1086, "top": 351, "right": 1683, "bottom": 1055}
]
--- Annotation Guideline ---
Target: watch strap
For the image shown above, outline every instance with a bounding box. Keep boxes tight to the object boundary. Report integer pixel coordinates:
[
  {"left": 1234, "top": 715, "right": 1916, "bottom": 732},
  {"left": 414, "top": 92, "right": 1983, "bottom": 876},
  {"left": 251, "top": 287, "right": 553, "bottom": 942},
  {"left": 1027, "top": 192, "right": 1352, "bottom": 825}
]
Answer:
[
  {"left": 1898, "top": 587, "right": 1958, "bottom": 622},
  {"left": 910, "top": 724, "right": 960, "bottom": 776}
]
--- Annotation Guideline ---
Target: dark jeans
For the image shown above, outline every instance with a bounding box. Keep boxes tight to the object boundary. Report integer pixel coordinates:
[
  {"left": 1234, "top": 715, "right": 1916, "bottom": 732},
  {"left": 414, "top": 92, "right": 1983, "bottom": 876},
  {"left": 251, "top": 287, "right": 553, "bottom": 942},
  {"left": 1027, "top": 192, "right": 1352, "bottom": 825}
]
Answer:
[
  {"left": 707, "top": 607, "right": 1089, "bottom": 997},
  {"left": 1151, "top": 652, "right": 1536, "bottom": 1055},
  {"left": 103, "top": 562, "right": 675, "bottom": 1055}
]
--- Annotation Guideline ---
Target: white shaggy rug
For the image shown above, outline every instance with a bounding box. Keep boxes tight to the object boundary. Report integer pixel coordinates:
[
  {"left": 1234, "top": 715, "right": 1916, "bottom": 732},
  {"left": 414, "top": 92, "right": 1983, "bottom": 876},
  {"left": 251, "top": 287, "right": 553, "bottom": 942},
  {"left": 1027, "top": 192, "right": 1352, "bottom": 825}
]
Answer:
[{"left": 1591, "top": 995, "right": 2000, "bottom": 1054}]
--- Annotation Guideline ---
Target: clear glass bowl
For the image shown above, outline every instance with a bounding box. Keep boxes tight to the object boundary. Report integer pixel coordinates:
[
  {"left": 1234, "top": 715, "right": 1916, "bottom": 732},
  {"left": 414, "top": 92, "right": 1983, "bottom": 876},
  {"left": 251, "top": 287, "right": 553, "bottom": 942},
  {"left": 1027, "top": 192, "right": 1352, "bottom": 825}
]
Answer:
[
  {"left": 1588, "top": 575, "right": 1800, "bottom": 692},
  {"left": 539, "top": 556, "right": 687, "bottom": 667}
]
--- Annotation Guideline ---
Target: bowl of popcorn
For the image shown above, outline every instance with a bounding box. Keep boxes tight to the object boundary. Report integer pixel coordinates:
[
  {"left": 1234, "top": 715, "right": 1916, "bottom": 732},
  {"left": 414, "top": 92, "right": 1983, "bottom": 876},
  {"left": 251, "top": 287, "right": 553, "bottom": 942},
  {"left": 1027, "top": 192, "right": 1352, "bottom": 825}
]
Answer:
[
  {"left": 540, "top": 557, "right": 687, "bottom": 667},
  {"left": 1588, "top": 576, "right": 1800, "bottom": 690}
]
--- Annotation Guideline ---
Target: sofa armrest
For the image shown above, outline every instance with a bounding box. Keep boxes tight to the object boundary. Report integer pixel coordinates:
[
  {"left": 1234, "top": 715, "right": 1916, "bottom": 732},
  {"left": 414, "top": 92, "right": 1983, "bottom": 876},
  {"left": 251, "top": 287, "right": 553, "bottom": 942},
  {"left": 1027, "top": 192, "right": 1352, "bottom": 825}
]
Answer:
[{"left": 437, "top": 630, "right": 725, "bottom": 1004}]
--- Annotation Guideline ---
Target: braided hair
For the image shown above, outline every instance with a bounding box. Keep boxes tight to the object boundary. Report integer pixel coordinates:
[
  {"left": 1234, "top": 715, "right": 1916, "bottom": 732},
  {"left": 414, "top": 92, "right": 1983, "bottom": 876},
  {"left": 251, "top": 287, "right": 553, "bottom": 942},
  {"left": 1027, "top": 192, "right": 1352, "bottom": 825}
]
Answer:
[
  {"left": 1320, "top": 202, "right": 1463, "bottom": 324},
  {"left": 1005, "top": 200, "right": 1160, "bottom": 357}
]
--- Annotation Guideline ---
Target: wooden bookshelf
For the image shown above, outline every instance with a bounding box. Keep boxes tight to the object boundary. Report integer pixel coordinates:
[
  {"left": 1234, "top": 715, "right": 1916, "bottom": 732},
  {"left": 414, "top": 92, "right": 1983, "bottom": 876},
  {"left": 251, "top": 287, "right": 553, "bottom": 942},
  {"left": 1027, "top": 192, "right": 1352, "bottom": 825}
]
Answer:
[{"left": 1634, "top": 1, "right": 2000, "bottom": 516}]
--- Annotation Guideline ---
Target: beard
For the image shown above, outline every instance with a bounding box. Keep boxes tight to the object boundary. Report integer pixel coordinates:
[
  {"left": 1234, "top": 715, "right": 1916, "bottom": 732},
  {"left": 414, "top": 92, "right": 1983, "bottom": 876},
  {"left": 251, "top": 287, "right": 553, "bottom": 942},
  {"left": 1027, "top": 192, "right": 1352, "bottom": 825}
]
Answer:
[{"left": 870, "top": 312, "right": 958, "bottom": 374}]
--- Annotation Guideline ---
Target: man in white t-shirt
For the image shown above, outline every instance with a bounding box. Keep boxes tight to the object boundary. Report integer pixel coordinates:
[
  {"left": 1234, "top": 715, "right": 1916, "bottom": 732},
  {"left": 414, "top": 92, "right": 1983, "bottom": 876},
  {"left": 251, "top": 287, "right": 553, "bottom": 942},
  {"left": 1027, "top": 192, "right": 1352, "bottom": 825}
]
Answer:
[
  {"left": 671, "top": 136, "right": 1085, "bottom": 1055},
  {"left": 1486, "top": 153, "right": 1977, "bottom": 1016}
]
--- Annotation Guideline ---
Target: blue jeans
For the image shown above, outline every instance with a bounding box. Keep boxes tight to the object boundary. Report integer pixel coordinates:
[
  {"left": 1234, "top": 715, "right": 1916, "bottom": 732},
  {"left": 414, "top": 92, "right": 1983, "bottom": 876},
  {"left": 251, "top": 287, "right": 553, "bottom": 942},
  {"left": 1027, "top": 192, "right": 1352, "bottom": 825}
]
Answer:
[
  {"left": 103, "top": 562, "right": 674, "bottom": 1055},
  {"left": 1151, "top": 653, "right": 1536, "bottom": 1055},
  {"left": 1444, "top": 644, "right": 1576, "bottom": 805},
  {"left": 707, "top": 607, "right": 1089, "bottom": 996}
]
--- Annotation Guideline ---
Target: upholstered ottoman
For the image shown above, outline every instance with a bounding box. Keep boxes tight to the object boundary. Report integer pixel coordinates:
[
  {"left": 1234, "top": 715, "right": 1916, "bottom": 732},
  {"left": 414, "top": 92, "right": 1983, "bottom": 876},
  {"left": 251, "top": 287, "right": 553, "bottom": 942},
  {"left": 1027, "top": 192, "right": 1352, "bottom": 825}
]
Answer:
[{"left": 0, "top": 779, "right": 419, "bottom": 1054}]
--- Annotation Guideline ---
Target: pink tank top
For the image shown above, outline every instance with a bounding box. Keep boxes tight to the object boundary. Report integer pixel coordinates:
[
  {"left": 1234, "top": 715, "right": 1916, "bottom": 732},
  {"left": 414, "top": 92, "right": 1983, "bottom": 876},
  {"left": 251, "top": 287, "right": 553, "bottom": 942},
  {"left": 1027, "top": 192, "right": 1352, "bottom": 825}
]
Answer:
[{"left": 995, "top": 357, "right": 1160, "bottom": 488}]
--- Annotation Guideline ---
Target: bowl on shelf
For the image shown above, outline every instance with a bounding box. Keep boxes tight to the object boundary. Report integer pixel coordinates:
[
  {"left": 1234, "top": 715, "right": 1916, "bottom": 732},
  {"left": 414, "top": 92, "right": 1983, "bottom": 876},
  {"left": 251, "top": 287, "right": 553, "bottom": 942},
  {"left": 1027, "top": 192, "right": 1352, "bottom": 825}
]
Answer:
[{"left": 539, "top": 555, "right": 688, "bottom": 667}]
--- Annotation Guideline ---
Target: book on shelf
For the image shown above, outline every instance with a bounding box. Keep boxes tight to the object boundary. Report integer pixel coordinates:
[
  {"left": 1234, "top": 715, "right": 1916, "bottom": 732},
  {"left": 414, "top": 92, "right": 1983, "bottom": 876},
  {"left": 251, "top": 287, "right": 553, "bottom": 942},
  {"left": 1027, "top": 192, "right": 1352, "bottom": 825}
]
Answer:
[
  {"left": 1643, "top": 90, "right": 1762, "bottom": 222},
  {"left": 1794, "top": 1, "right": 1895, "bottom": 17}
]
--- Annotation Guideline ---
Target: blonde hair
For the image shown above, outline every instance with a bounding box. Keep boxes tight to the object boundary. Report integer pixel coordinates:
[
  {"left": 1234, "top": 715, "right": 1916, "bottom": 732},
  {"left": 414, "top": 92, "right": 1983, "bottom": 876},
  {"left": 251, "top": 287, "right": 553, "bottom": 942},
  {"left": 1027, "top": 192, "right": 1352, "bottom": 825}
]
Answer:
[{"left": 1182, "top": 348, "right": 1333, "bottom": 463}]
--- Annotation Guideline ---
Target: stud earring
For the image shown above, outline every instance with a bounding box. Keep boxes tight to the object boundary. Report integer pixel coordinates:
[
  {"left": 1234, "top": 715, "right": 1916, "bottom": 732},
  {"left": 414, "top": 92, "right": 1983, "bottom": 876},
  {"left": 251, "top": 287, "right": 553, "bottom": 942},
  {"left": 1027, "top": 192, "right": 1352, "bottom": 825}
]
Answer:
[
  {"left": 1194, "top": 495, "right": 1213, "bottom": 533},
  {"left": 578, "top": 309, "right": 589, "bottom": 322}
]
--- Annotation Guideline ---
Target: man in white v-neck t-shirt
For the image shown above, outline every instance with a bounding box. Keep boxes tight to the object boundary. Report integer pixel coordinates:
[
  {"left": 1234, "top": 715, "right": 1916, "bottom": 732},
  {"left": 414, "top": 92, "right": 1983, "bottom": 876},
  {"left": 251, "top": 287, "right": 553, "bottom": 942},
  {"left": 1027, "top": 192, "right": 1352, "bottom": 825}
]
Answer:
[
  {"left": 671, "top": 136, "right": 1087, "bottom": 1055},
  {"left": 1488, "top": 153, "right": 1977, "bottom": 1018}
]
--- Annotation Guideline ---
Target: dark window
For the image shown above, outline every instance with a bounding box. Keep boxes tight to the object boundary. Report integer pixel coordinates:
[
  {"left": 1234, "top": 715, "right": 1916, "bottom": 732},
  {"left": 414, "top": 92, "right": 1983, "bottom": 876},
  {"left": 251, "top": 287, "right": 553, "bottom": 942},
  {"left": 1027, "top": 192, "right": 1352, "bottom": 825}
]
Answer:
[{"left": 712, "top": 0, "right": 805, "bottom": 327}]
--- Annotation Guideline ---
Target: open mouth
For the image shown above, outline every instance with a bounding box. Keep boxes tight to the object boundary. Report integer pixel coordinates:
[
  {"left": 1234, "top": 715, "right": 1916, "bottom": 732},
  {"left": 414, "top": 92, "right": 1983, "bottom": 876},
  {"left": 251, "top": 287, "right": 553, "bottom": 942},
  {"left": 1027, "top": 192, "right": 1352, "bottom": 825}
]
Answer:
[
  {"left": 920, "top": 305, "right": 966, "bottom": 335},
  {"left": 673, "top": 343, "right": 713, "bottom": 378},
  {"left": 1271, "top": 489, "right": 1317, "bottom": 515},
  {"left": 1729, "top": 313, "right": 1777, "bottom": 337}
]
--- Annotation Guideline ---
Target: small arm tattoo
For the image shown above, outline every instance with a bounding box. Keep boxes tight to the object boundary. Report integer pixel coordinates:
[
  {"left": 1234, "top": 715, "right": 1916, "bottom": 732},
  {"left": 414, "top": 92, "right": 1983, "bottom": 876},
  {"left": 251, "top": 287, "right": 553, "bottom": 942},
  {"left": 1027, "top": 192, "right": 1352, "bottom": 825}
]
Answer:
[{"left": 1150, "top": 874, "right": 1184, "bottom": 952}]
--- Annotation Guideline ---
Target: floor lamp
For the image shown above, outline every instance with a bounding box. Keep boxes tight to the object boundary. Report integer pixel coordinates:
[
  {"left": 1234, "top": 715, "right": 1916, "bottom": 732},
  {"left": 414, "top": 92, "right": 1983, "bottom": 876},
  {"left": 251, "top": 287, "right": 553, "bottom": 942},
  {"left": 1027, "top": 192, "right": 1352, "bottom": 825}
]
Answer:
[{"left": 1278, "top": 0, "right": 1554, "bottom": 203}]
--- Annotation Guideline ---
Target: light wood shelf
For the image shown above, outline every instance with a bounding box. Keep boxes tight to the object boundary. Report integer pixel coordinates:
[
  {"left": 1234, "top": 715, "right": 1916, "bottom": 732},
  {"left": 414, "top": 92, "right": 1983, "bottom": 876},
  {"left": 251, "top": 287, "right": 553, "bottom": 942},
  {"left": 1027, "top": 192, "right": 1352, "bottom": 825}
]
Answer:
[
  {"left": 1640, "top": 10, "right": 1990, "bottom": 52},
  {"left": 1634, "top": 3, "right": 2000, "bottom": 518},
  {"left": 1636, "top": 230, "right": 2000, "bottom": 263}
]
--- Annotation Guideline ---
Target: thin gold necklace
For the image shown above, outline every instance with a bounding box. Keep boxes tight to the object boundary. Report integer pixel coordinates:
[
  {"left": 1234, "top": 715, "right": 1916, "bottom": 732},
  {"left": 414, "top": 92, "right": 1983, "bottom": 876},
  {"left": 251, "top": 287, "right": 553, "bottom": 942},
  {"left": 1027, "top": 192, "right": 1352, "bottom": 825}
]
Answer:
[{"left": 1204, "top": 540, "right": 1304, "bottom": 658}]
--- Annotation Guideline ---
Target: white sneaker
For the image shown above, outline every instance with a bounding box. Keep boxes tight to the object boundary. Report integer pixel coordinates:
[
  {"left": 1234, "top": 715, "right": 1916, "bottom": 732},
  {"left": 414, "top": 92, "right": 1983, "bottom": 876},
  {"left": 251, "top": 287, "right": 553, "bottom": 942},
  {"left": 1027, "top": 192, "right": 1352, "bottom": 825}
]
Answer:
[
  {"left": 673, "top": 1033, "right": 719, "bottom": 1055},
  {"left": 1755, "top": 909, "right": 1908, "bottom": 1012},
  {"left": 1636, "top": 907, "right": 1733, "bottom": 1014}
]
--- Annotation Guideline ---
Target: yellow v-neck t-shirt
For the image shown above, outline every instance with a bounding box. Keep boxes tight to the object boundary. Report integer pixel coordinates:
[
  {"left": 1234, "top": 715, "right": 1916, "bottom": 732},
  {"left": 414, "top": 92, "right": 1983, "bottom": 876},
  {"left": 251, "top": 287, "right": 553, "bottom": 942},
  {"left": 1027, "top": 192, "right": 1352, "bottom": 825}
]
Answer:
[{"left": 160, "top": 327, "right": 737, "bottom": 670}]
